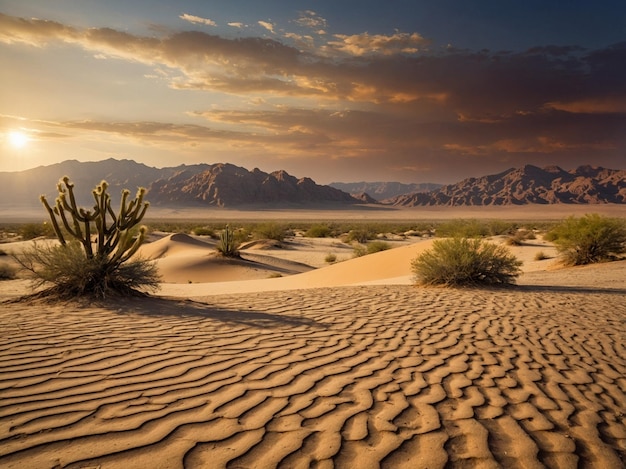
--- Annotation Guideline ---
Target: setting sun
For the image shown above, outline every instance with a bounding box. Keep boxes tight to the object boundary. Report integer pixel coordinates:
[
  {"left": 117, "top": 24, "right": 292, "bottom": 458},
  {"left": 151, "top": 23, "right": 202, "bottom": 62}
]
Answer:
[{"left": 7, "top": 131, "right": 29, "bottom": 149}]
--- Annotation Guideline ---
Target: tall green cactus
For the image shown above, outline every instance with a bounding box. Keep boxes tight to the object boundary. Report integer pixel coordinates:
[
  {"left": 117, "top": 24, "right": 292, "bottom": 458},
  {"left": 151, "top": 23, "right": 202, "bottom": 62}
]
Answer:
[
  {"left": 40, "top": 176, "right": 149, "bottom": 267},
  {"left": 216, "top": 224, "right": 240, "bottom": 257}
]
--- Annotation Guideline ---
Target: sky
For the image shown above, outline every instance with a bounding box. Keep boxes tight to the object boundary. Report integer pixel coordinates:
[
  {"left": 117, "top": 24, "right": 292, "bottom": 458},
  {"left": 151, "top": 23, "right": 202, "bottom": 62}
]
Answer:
[{"left": 0, "top": 1, "right": 625, "bottom": 184}]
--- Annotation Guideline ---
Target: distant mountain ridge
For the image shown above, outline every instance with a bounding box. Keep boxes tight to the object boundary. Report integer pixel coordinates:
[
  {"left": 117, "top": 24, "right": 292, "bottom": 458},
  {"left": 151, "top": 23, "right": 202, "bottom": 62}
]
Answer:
[
  {"left": 389, "top": 165, "right": 626, "bottom": 206},
  {"left": 329, "top": 181, "right": 442, "bottom": 201},
  {"left": 1, "top": 160, "right": 624, "bottom": 212},
  {"left": 0, "top": 158, "right": 359, "bottom": 209}
]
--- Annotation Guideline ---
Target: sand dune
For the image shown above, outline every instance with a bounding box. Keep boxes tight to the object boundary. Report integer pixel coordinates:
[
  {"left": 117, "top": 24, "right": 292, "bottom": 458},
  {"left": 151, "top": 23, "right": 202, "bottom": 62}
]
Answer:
[{"left": 0, "top": 234, "right": 625, "bottom": 468}]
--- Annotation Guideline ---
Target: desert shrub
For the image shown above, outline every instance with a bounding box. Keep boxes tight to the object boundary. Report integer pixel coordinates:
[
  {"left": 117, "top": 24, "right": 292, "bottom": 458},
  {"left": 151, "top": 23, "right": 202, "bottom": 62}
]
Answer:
[
  {"left": 15, "top": 177, "right": 159, "bottom": 299},
  {"left": 366, "top": 240, "right": 391, "bottom": 254},
  {"left": 352, "top": 244, "right": 367, "bottom": 257},
  {"left": 352, "top": 240, "right": 391, "bottom": 258},
  {"left": 548, "top": 214, "right": 626, "bottom": 265},
  {"left": 411, "top": 237, "right": 522, "bottom": 286},
  {"left": 435, "top": 219, "right": 489, "bottom": 238},
  {"left": 325, "top": 253, "right": 337, "bottom": 263},
  {"left": 534, "top": 251, "right": 549, "bottom": 261},
  {"left": 305, "top": 224, "right": 332, "bottom": 238},
  {"left": 344, "top": 228, "right": 376, "bottom": 243},
  {"left": 192, "top": 226, "right": 216, "bottom": 237},
  {"left": 0, "top": 262, "right": 16, "bottom": 280},
  {"left": 436, "top": 219, "right": 519, "bottom": 238},
  {"left": 216, "top": 225, "right": 240, "bottom": 257},
  {"left": 253, "top": 222, "right": 286, "bottom": 242},
  {"left": 506, "top": 229, "right": 535, "bottom": 246},
  {"left": 18, "top": 222, "right": 56, "bottom": 240},
  {"left": 16, "top": 241, "right": 159, "bottom": 297}
]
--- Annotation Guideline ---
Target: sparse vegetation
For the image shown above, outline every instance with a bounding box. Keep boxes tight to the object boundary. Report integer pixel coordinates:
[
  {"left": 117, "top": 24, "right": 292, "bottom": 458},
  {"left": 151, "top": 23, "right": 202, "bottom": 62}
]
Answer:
[
  {"left": 14, "top": 177, "right": 159, "bottom": 298},
  {"left": 18, "top": 222, "right": 56, "bottom": 240},
  {"left": 534, "top": 251, "right": 549, "bottom": 261},
  {"left": 305, "top": 223, "right": 333, "bottom": 238},
  {"left": 506, "top": 229, "right": 536, "bottom": 246},
  {"left": 325, "top": 253, "right": 337, "bottom": 263},
  {"left": 353, "top": 240, "right": 392, "bottom": 257},
  {"left": 253, "top": 222, "right": 287, "bottom": 242},
  {"left": 435, "top": 219, "right": 518, "bottom": 238},
  {"left": 0, "top": 262, "right": 16, "bottom": 280},
  {"left": 547, "top": 214, "right": 626, "bottom": 265},
  {"left": 216, "top": 225, "right": 240, "bottom": 257},
  {"left": 343, "top": 228, "right": 376, "bottom": 243},
  {"left": 411, "top": 237, "right": 522, "bottom": 286},
  {"left": 192, "top": 226, "right": 216, "bottom": 237}
]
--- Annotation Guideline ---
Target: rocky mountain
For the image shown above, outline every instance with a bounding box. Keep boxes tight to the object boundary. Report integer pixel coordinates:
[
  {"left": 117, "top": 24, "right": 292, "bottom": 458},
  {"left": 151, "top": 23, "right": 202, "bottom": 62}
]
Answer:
[
  {"left": 147, "top": 163, "right": 358, "bottom": 207},
  {"left": 390, "top": 165, "right": 626, "bottom": 206},
  {"left": 330, "top": 181, "right": 442, "bottom": 201},
  {"left": 0, "top": 158, "right": 359, "bottom": 209}
]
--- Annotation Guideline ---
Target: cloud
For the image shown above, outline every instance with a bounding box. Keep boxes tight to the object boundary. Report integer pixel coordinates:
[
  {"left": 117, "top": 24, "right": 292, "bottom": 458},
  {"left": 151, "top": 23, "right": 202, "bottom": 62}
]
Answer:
[
  {"left": 1, "top": 12, "right": 625, "bottom": 181},
  {"left": 258, "top": 21, "right": 275, "bottom": 33},
  {"left": 228, "top": 22, "right": 245, "bottom": 28},
  {"left": 295, "top": 10, "right": 327, "bottom": 33},
  {"left": 325, "top": 32, "right": 430, "bottom": 56},
  {"left": 179, "top": 13, "right": 217, "bottom": 27}
]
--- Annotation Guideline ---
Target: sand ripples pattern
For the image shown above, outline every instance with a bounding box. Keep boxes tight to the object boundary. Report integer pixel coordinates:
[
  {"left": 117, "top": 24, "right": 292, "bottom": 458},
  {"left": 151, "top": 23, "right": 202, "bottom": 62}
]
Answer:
[{"left": 1, "top": 286, "right": 625, "bottom": 468}]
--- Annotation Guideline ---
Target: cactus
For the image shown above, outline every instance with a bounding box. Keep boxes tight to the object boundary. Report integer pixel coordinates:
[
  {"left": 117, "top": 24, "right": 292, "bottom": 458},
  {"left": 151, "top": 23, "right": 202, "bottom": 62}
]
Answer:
[
  {"left": 216, "top": 224, "right": 240, "bottom": 257},
  {"left": 40, "top": 176, "right": 149, "bottom": 269}
]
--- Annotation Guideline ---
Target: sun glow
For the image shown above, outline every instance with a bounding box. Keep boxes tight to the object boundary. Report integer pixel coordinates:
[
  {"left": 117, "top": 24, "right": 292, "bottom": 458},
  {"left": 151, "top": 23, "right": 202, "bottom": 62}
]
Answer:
[{"left": 8, "top": 131, "right": 29, "bottom": 149}]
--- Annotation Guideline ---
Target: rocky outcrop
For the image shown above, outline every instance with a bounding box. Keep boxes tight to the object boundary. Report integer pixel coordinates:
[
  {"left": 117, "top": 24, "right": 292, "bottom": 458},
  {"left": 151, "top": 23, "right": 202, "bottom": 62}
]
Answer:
[{"left": 390, "top": 165, "right": 626, "bottom": 206}]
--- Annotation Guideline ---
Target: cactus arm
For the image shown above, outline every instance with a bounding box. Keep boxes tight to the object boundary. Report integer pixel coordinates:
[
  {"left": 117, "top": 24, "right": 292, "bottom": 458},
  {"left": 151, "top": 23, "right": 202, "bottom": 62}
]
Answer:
[{"left": 40, "top": 195, "right": 66, "bottom": 245}]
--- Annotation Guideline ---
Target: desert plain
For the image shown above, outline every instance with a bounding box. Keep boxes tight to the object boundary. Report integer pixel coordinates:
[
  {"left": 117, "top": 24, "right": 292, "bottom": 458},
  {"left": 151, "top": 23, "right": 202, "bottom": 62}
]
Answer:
[{"left": 0, "top": 205, "right": 625, "bottom": 468}]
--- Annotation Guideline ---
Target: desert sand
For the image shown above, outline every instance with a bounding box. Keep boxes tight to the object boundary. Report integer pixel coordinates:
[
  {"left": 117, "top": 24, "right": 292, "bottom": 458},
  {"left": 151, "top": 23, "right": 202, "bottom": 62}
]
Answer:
[{"left": 0, "top": 227, "right": 625, "bottom": 468}]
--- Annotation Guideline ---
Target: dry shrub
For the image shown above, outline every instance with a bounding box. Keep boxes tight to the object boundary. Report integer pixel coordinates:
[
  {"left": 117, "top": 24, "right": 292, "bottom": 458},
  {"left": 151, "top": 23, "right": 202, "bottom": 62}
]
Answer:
[{"left": 411, "top": 237, "right": 522, "bottom": 287}]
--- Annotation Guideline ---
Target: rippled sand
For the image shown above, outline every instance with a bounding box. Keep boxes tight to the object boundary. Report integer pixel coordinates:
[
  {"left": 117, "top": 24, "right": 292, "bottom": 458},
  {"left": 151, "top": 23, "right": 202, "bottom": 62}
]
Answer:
[{"left": 1, "top": 281, "right": 625, "bottom": 468}]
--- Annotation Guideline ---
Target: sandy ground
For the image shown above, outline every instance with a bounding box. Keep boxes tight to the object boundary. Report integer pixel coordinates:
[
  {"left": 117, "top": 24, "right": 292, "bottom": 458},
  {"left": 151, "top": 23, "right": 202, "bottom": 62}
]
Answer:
[{"left": 0, "top": 230, "right": 625, "bottom": 468}]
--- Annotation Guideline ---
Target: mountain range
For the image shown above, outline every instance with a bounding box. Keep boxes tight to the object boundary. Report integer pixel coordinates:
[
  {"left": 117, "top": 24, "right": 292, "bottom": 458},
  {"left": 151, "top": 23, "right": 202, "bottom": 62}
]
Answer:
[
  {"left": 389, "top": 165, "right": 626, "bottom": 206},
  {"left": 1, "top": 159, "right": 624, "bottom": 212}
]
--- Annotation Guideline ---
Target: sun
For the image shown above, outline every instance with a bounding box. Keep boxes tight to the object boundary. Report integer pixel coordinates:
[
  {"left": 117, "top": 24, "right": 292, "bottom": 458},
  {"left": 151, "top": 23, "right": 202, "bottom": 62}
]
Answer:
[{"left": 8, "top": 130, "right": 29, "bottom": 149}]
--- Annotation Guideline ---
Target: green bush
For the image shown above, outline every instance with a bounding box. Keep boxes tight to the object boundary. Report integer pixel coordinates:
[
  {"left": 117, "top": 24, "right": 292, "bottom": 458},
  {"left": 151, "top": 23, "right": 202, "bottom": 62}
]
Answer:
[
  {"left": 548, "top": 214, "right": 626, "bottom": 265},
  {"left": 16, "top": 241, "right": 159, "bottom": 297},
  {"left": 253, "top": 222, "right": 286, "bottom": 242},
  {"left": 192, "top": 226, "right": 216, "bottom": 237},
  {"left": 305, "top": 224, "right": 333, "bottom": 238},
  {"left": 411, "top": 237, "right": 522, "bottom": 286},
  {"left": 435, "top": 219, "right": 518, "bottom": 238},
  {"left": 344, "top": 228, "right": 376, "bottom": 243},
  {"left": 352, "top": 240, "right": 392, "bottom": 257},
  {"left": 366, "top": 240, "right": 391, "bottom": 254},
  {"left": 325, "top": 253, "right": 337, "bottom": 263}
]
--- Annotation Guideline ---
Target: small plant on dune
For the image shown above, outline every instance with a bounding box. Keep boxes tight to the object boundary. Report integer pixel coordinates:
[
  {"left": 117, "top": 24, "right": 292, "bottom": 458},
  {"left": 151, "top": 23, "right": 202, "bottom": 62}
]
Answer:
[
  {"left": 0, "top": 262, "right": 16, "bottom": 280},
  {"left": 547, "top": 214, "right": 626, "bottom": 265},
  {"left": 534, "top": 251, "right": 549, "bottom": 261},
  {"left": 215, "top": 224, "right": 240, "bottom": 257},
  {"left": 353, "top": 240, "right": 392, "bottom": 258},
  {"left": 14, "top": 177, "right": 159, "bottom": 298},
  {"left": 366, "top": 240, "right": 391, "bottom": 254},
  {"left": 325, "top": 252, "right": 337, "bottom": 263},
  {"left": 411, "top": 237, "right": 522, "bottom": 287}
]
